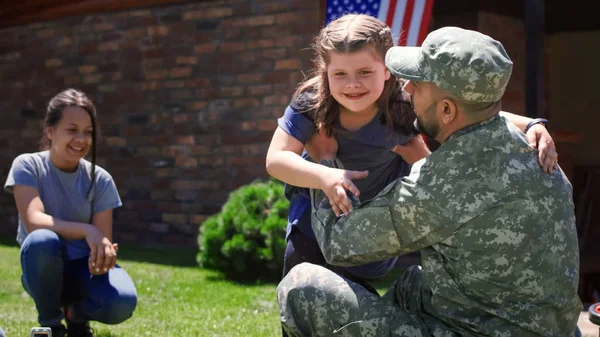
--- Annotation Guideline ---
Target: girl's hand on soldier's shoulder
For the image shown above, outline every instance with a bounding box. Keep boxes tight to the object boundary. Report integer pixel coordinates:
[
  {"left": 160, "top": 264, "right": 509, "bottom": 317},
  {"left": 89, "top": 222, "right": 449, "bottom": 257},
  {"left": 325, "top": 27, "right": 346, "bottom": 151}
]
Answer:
[{"left": 391, "top": 135, "right": 431, "bottom": 165}]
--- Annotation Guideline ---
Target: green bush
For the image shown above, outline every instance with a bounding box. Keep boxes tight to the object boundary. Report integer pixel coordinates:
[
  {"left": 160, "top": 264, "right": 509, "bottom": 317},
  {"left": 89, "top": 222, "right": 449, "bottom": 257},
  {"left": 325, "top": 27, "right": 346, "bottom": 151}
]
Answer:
[{"left": 197, "top": 178, "right": 289, "bottom": 282}]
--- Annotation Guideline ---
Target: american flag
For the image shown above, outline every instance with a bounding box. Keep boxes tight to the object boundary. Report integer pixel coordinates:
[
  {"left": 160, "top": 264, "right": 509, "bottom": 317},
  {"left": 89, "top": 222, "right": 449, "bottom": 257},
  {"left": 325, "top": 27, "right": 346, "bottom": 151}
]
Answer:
[{"left": 325, "top": 0, "right": 434, "bottom": 46}]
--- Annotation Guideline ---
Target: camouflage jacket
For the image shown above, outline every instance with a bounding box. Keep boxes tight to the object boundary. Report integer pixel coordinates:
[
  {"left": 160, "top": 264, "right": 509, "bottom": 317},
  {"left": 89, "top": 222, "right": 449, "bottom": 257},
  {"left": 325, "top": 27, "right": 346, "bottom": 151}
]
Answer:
[{"left": 311, "top": 115, "right": 582, "bottom": 336}]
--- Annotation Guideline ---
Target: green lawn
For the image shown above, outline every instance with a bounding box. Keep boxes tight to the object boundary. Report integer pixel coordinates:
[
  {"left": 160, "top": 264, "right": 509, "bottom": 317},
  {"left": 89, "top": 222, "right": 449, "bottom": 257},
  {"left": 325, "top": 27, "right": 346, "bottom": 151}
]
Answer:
[{"left": 0, "top": 241, "right": 404, "bottom": 337}]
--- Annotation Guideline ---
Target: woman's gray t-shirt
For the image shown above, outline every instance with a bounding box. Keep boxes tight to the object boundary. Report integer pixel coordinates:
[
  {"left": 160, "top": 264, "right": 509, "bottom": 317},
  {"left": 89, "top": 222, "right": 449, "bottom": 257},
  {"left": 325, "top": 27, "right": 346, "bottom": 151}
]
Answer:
[{"left": 4, "top": 151, "right": 122, "bottom": 260}]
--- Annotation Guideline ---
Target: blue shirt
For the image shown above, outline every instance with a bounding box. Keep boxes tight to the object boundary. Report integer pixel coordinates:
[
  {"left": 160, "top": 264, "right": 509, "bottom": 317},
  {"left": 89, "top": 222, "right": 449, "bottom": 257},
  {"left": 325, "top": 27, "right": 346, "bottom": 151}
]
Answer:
[
  {"left": 278, "top": 104, "right": 414, "bottom": 278},
  {"left": 4, "top": 151, "right": 122, "bottom": 260}
]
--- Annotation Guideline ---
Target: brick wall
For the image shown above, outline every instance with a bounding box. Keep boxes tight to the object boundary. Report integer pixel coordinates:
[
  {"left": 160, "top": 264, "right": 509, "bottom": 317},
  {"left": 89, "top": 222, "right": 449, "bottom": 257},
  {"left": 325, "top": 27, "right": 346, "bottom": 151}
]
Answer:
[{"left": 0, "top": 0, "right": 320, "bottom": 247}]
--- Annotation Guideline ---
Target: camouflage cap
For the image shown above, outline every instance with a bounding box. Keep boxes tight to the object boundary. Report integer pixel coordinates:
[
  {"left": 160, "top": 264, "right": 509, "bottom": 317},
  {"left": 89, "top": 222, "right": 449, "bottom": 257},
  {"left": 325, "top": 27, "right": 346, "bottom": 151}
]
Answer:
[{"left": 385, "top": 26, "right": 513, "bottom": 103}]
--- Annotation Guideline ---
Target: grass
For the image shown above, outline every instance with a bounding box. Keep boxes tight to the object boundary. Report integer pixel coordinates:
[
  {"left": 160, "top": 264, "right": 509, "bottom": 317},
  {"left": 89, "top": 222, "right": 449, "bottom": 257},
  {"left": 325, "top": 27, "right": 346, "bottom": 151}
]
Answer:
[{"left": 0, "top": 241, "right": 405, "bottom": 337}]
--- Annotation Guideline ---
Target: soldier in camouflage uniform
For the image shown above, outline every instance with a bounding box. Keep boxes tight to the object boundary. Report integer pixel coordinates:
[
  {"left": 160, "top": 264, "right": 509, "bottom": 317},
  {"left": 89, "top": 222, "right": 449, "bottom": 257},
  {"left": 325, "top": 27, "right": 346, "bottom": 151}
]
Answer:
[{"left": 276, "top": 26, "right": 582, "bottom": 337}]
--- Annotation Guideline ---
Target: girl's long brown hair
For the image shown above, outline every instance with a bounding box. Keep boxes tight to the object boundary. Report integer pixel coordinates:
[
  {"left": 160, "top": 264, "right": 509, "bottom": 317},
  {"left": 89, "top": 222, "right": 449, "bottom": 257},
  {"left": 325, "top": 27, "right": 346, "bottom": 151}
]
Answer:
[
  {"left": 41, "top": 89, "right": 100, "bottom": 222},
  {"left": 293, "top": 14, "right": 417, "bottom": 137}
]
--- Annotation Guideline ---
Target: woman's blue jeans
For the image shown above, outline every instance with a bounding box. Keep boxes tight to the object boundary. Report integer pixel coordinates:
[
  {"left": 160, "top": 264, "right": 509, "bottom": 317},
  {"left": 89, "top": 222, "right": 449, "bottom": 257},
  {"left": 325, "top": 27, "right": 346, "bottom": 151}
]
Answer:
[{"left": 20, "top": 229, "right": 137, "bottom": 327}]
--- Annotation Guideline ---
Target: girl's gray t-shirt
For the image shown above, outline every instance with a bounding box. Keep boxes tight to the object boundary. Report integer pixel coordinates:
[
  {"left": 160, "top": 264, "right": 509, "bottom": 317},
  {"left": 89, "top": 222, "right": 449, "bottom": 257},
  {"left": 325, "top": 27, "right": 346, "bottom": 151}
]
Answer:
[{"left": 4, "top": 151, "right": 122, "bottom": 260}]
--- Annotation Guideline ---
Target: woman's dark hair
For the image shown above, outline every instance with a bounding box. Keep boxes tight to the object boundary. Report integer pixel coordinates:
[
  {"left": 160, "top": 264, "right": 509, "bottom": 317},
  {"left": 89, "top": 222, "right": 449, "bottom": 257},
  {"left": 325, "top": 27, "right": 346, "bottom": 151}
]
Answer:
[{"left": 41, "top": 89, "right": 100, "bottom": 222}]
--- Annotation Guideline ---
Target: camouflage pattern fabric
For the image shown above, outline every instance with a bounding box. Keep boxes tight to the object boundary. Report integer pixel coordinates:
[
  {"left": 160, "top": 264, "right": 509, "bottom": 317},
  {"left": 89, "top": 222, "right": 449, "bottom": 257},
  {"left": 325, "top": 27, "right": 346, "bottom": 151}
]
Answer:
[
  {"left": 277, "top": 115, "right": 582, "bottom": 336},
  {"left": 385, "top": 26, "right": 513, "bottom": 103}
]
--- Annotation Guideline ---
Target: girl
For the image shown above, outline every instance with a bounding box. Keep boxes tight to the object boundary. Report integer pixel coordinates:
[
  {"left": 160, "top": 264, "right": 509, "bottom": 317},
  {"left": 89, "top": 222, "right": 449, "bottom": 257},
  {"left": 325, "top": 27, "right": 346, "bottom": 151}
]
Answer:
[
  {"left": 4, "top": 89, "right": 137, "bottom": 337},
  {"left": 266, "top": 13, "right": 558, "bottom": 291}
]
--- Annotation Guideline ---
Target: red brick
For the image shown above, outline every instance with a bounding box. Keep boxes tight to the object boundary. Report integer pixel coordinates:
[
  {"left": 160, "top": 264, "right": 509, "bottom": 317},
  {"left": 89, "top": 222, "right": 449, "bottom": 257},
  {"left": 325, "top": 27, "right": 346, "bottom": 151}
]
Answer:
[
  {"left": 276, "top": 12, "right": 303, "bottom": 24},
  {"left": 260, "top": 2, "right": 290, "bottom": 12},
  {"left": 95, "top": 23, "right": 114, "bottom": 31},
  {"left": 106, "top": 137, "right": 127, "bottom": 147},
  {"left": 183, "top": 8, "right": 233, "bottom": 20},
  {"left": 171, "top": 180, "right": 220, "bottom": 190},
  {"left": 193, "top": 43, "right": 217, "bottom": 54},
  {"left": 237, "top": 73, "right": 262, "bottom": 83},
  {"left": 275, "top": 59, "right": 301, "bottom": 70},
  {"left": 144, "top": 69, "right": 169, "bottom": 80},
  {"left": 124, "top": 28, "right": 146, "bottom": 39},
  {"left": 78, "top": 65, "right": 97, "bottom": 74},
  {"left": 260, "top": 48, "right": 287, "bottom": 59},
  {"left": 241, "top": 121, "right": 258, "bottom": 130},
  {"left": 234, "top": 98, "right": 260, "bottom": 108},
  {"left": 137, "top": 147, "right": 161, "bottom": 156},
  {"left": 98, "top": 41, "right": 119, "bottom": 51},
  {"left": 58, "top": 37, "right": 73, "bottom": 47},
  {"left": 164, "top": 80, "right": 185, "bottom": 88},
  {"left": 191, "top": 215, "right": 209, "bottom": 225},
  {"left": 176, "top": 135, "right": 195, "bottom": 145},
  {"left": 248, "top": 15, "right": 276, "bottom": 26},
  {"left": 140, "top": 81, "right": 160, "bottom": 90},
  {"left": 264, "top": 71, "right": 291, "bottom": 84},
  {"left": 148, "top": 25, "right": 169, "bottom": 36},
  {"left": 247, "top": 84, "right": 272, "bottom": 96},
  {"left": 247, "top": 39, "right": 275, "bottom": 49},
  {"left": 173, "top": 113, "right": 194, "bottom": 124},
  {"left": 152, "top": 190, "right": 173, "bottom": 200},
  {"left": 99, "top": 84, "right": 117, "bottom": 92},
  {"left": 83, "top": 74, "right": 102, "bottom": 84},
  {"left": 169, "top": 67, "right": 192, "bottom": 78},
  {"left": 263, "top": 95, "right": 289, "bottom": 105},
  {"left": 45, "top": 59, "right": 63, "bottom": 68},
  {"left": 220, "top": 42, "right": 245, "bottom": 52},
  {"left": 130, "top": 9, "right": 152, "bottom": 16},
  {"left": 111, "top": 72, "right": 123, "bottom": 81},
  {"left": 176, "top": 157, "right": 197, "bottom": 168},
  {"left": 186, "top": 78, "right": 211, "bottom": 87},
  {"left": 197, "top": 156, "right": 225, "bottom": 166},
  {"left": 163, "top": 213, "right": 188, "bottom": 224},
  {"left": 220, "top": 86, "right": 244, "bottom": 97},
  {"left": 169, "top": 89, "right": 193, "bottom": 100},
  {"left": 190, "top": 145, "right": 211, "bottom": 155},
  {"left": 36, "top": 29, "right": 55, "bottom": 39},
  {"left": 187, "top": 101, "right": 208, "bottom": 110},
  {"left": 176, "top": 56, "right": 198, "bottom": 65},
  {"left": 64, "top": 76, "right": 81, "bottom": 85}
]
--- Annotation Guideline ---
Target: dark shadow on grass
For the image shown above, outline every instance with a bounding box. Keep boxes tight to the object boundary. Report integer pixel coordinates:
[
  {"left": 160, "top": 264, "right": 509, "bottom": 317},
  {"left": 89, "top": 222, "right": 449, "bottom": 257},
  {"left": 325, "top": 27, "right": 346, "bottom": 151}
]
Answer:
[
  {"left": 205, "top": 273, "right": 280, "bottom": 286},
  {"left": 0, "top": 235, "right": 19, "bottom": 248},
  {"left": 116, "top": 244, "right": 198, "bottom": 267},
  {"left": 0, "top": 234, "right": 199, "bottom": 267}
]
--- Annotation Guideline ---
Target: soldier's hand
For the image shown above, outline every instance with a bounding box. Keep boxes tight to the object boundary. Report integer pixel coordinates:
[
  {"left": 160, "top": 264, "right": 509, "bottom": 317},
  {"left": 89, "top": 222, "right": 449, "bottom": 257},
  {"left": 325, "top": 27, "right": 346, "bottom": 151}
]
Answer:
[
  {"left": 318, "top": 167, "right": 368, "bottom": 217},
  {"left": 526, "top": 124, "right": 558, "bottom": 174}
]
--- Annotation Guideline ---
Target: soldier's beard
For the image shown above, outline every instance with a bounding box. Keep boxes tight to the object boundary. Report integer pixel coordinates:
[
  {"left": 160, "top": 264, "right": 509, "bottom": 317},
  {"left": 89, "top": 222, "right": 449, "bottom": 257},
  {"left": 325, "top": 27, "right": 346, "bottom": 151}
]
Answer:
[{"left": 412, "top": 97, "right": 440, "bottom": 140}]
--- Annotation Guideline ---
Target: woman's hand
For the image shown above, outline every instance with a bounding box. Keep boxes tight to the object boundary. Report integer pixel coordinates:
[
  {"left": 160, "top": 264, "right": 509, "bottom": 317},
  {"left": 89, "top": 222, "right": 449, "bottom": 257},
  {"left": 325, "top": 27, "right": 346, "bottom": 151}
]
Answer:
[
  {"left": 525, "top": 124, "right": 558, "bottom": 174},
  {"left": 85, "top": 225, "right": 117, "bottom": 275}
]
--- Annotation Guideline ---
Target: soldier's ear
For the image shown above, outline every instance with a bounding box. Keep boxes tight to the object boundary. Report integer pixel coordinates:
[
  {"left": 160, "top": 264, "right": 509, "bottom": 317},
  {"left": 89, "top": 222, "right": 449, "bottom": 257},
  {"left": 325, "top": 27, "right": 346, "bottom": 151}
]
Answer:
[{"left": 439, "top": 98, "right": 457, "bottom": 125}]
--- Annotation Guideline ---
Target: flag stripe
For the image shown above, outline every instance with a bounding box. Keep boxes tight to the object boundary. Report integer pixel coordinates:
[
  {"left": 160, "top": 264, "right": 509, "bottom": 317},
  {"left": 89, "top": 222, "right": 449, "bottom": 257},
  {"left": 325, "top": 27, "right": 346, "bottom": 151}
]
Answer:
[
  {"left": 324, "top": 0, "right": 434, "bottom": 47},
  {"left": 399, "top": 0, "right": 415, "bottom": 46},
  {"left": 385, "top": 0, "right": 398, "bottom": 28},
  {"left": 377, "top": 0, "right": 390, "bottom": 23},
  {"left": 390, "top": 0, "right": 406, "bottom": 45},
  {"left": 417, "top": 0, "right": 434, "bottom": 45},
  {"left": 406, "top": 0, "right": 425, "bottom": 46}
]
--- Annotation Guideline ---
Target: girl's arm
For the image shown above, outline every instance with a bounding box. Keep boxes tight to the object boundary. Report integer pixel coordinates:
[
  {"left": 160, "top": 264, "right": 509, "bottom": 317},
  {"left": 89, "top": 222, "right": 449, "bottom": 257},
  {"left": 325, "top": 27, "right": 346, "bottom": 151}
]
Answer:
[
  {"left": 500, "top": 111, "right": 557, "bottom": 174},
  {"left": 266, "top": 126, "right": 329, "bottom": 190},
  {"left": 267, "top": 127, "right": 368, "bottom": 216},
  {"left": 13, "top": 185, "right": 91, "bottom": 239}
]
